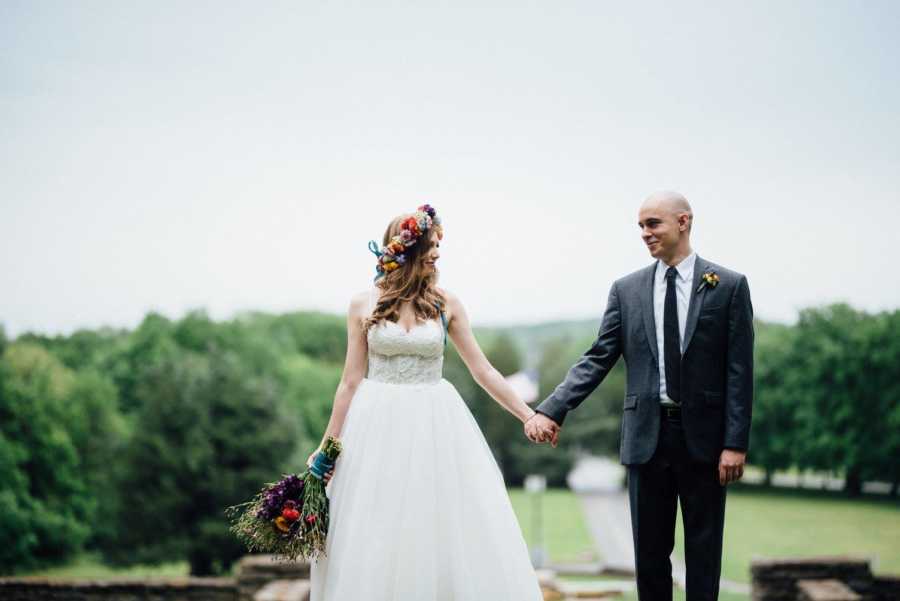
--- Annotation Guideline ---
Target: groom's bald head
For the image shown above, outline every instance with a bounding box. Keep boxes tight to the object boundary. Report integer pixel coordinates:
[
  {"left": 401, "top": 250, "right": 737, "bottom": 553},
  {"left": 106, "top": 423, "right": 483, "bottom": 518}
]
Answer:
[
  {"left": 640, "top": 190, "right": 693, "bottom": 232},
  {"left": 638, "top": 190, "right": 694, "bottom": 264}
]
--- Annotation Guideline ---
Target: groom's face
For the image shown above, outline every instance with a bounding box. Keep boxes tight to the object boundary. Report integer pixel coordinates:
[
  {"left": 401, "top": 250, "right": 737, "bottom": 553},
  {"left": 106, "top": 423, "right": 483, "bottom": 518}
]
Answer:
[{"left": 638, "top": 207, "right": 681, "bottom": 261}]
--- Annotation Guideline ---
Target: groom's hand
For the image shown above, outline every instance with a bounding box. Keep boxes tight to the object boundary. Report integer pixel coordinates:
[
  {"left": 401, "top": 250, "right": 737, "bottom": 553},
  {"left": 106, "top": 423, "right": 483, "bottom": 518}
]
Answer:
[
  {"left": 524, "top": 413, "right": 560, "bottom": 448},
  {"left": 718, "top": 449, "right": 746, "bottom": 486}
]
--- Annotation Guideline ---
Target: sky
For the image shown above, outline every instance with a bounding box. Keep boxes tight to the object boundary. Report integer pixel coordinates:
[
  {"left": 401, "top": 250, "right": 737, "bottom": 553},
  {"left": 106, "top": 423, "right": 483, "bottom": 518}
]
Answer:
[{"left": 2, "top": 1, "right": 899, "bottom": 337}]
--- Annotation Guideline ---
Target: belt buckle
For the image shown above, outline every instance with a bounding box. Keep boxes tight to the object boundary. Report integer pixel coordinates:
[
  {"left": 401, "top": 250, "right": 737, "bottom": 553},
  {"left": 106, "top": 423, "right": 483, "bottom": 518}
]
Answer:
[{"left": 663, "top": 405, "right": 681, "bottom": 419}]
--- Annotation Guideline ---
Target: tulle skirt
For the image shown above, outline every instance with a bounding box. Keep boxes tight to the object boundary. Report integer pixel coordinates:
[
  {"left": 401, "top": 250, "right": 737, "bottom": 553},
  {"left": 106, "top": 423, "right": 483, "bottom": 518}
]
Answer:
[{"left": 310, "top": 377, "right": 543, "bottom": 601}]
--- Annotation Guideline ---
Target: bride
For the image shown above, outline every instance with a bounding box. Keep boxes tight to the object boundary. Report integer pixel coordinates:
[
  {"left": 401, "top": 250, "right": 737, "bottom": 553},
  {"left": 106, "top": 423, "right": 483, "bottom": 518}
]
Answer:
[{"left": 309, "top": 204, "right": 544, "bottom": 600}]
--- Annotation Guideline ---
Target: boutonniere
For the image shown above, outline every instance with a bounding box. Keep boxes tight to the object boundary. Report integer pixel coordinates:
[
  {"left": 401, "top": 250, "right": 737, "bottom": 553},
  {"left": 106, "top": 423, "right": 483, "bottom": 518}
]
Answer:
[{"left": 697, "top": 270, "right": 720, "bottom": 293}]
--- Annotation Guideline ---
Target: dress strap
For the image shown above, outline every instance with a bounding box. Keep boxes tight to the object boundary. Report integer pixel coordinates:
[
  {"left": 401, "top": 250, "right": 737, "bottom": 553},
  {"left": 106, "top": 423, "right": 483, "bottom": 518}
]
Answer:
[{"left": 435, "top": 302, "right": 448, "bottom": 348}]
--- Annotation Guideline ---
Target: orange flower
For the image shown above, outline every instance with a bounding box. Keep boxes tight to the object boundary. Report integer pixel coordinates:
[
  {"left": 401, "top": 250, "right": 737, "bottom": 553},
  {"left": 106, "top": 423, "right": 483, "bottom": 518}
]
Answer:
[{"left": 274, "top": 516, "right": 291, "bottom": 532}]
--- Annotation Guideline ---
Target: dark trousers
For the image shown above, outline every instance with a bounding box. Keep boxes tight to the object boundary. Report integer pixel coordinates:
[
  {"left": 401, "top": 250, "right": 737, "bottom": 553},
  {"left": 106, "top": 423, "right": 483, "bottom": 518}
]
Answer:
[{"left": 626, "top": 415, "right": 727, "bottom": 601}]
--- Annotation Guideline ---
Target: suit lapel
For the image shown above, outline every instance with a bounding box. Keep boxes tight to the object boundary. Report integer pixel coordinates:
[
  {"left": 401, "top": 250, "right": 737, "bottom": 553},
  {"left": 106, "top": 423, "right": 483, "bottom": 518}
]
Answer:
[
  {"left": 682, "top": 255, "right": 709, "bottom": 353},
  {"left": 640, "top": 262, "right": 659, "bottom": 365}
]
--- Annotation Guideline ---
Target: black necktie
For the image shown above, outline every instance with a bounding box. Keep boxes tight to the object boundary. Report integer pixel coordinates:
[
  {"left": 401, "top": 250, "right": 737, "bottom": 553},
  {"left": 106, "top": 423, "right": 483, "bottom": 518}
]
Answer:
[{"left": 664, "top": 266, "right": 681, "bottom": 403}]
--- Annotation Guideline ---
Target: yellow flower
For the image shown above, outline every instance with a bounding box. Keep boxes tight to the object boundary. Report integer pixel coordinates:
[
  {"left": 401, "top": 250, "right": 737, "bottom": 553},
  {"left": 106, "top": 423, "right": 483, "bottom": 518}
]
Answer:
[
  {"left": 697, "top": 270, "right": 720, "bottom": 292},
  {"left": 274, "top": 516, "right": 291, "bottom": 532}
]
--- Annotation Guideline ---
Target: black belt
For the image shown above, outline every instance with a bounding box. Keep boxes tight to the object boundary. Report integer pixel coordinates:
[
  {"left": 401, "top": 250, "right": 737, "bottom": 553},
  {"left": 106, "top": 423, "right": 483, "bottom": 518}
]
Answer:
[{"left": 661, "top": 405, "right": 682, "bottom": 419}]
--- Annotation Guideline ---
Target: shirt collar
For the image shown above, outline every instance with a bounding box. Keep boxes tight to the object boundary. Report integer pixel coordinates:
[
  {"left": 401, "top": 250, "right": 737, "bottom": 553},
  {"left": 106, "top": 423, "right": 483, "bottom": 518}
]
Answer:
[{"left": 657, "top": 251, "right": 697, "bottom": 283}]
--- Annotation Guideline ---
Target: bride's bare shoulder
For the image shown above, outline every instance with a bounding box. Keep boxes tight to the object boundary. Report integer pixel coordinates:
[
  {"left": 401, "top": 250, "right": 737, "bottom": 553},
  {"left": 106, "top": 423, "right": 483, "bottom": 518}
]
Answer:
[
  {"left": 437, "top": 286, "right": 458, "bottom": 302},
  {"left": 349, "top": 290, "right": 372, "bottom": 317},
  {"left": 437, "top": 287, "right": 464, "bottom": 318}
]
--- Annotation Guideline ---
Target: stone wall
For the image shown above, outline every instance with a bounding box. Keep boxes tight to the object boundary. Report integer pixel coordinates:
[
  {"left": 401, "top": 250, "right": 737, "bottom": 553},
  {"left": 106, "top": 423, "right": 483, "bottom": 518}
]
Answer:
[
  {"left": 751, "top": 557, "right": 900, "bottom": 601},
  {"left": 0, "top": 556, "right": 313, "bottom": 601},
  {"left": 797, "top": 579, "right": 861, "bottom": 601},
  {"left": 869, "top": 575, "right": 900, "bottom": 601},
  {"left": 0, "top": 576, "right": 238, "bottom": 601},
  {"left": 235, "top": 556, "right": 310, "bottom": 601}
]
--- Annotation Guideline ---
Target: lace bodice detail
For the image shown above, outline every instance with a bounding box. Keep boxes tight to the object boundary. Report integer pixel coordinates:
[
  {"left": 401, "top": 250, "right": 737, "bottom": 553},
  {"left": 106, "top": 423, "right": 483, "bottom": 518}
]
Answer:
[{"left": 367, "top": 320, "right": 444, "bottom": 384}]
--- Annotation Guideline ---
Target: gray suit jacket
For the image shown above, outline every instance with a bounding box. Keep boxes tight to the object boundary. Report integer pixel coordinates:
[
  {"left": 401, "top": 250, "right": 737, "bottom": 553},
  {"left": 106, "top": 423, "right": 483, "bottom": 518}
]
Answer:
[{"left": 536, "top": 256, "right": 754, "bottom": 465}]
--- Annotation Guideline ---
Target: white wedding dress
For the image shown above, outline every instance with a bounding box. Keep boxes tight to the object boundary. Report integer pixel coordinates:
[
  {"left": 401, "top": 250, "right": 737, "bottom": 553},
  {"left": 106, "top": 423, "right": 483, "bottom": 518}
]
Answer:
[{"left": 309, "top": 294, "right": 543, "bottom": 601}]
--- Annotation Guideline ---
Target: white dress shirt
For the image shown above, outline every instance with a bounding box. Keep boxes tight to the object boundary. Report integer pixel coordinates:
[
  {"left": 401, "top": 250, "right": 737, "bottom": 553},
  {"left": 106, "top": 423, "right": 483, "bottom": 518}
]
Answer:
[{"left": 654, "top": 251, "right": 696, "bottom": 405}]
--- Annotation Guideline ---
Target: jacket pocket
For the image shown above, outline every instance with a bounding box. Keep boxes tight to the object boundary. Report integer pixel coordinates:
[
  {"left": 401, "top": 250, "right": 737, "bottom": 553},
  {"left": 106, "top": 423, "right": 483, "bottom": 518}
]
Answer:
[
  {"left": 700, "top": 303, "right": 724, "bottom": 314},
  {"left": 704, "top": 391, "right": 724, "bottom": 407},
  {"left": 624, "top": 394, "right": 638, "bottom": 410},
  {"left": 698, "top": 305, "right": 725, "bottom": 326}
]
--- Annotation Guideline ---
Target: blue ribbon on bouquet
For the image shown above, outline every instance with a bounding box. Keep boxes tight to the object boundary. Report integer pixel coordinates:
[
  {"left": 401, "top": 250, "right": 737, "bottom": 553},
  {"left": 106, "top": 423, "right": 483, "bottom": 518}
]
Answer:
[{"left": 309, "top": 451, "right": 335, "bottom": 480}]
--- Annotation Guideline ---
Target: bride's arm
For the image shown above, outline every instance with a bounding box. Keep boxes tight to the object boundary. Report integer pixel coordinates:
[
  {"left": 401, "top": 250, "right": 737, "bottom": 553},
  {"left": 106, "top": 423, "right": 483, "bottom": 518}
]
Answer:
[
  {"left": 317, "top": 292, "right": 369, "bottom": 446},
  {"left": 444, "top": 290, "right": 536, "bottom": 424}
]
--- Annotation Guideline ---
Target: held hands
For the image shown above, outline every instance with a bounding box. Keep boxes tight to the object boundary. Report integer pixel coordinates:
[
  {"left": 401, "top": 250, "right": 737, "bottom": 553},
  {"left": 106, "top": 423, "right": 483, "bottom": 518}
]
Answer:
[
  {"left": 718, "top": 449, "right": 746, "bottom": 486},
  {"left": 524, "top": 412, "right": 561, "bottom": 448},
  {"left": 307, "top": 448, "right": 335, "bottom": 484}
]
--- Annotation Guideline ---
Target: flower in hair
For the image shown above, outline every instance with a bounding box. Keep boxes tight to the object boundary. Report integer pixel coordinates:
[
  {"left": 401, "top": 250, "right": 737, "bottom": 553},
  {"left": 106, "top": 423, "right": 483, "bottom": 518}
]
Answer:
[{"left": 368, "top": 204, "right": 442, "bottom": 280}]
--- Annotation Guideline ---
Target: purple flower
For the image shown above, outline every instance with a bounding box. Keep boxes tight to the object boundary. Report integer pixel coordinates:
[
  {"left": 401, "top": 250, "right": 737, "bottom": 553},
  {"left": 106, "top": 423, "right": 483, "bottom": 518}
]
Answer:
[{"left": 256, "top": 474, "right": 305, "bottom": 520}]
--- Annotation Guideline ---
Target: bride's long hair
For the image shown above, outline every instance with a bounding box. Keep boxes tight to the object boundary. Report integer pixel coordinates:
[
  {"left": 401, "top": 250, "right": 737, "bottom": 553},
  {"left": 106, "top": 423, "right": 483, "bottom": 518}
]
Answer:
[{"left": 365, "top": 214, "right": 445, "bottom": 332}]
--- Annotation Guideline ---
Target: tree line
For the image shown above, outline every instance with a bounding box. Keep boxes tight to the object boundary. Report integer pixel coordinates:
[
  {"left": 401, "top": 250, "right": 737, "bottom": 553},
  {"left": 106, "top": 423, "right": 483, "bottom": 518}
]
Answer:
[{"left": 0, "top": 302, "right": 897, "bottom": 576}]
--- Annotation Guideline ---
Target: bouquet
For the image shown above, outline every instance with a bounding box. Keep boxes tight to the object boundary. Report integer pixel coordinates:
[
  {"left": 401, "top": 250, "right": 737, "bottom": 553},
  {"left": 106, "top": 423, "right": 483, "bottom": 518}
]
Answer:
[{"left": 226, "top": 436, "right": 342, "bottom": 561}]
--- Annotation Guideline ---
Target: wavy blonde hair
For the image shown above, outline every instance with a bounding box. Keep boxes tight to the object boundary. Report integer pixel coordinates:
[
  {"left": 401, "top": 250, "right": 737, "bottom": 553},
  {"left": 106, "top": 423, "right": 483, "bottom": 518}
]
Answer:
[{"left": 365, "top": 214, "right": 445, "bottom": 332}]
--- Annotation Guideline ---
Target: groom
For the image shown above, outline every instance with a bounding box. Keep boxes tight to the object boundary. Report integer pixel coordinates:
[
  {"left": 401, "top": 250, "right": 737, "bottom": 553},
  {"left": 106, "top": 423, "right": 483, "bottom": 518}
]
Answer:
[{"left": 526, "top": 191, "right": 753, "bottom": 601}]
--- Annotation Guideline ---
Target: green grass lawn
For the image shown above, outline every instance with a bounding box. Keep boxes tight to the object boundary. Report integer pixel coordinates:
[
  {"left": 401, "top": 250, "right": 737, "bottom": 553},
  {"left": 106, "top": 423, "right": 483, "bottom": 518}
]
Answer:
[
  {"left": 510, "top": 485, "right": 897, "bottom": 601},
  {"left": 21, "top": 552, "right": 188, "bottom": 580},
  {"left": 673, "top": 486, "right": 900, "bottom": 583},
  {"left": 508, "top": 488, "right": 597, "bottom": 564},
  {"left": 509, "top": 486, "right": 899, "bottom": 585}
]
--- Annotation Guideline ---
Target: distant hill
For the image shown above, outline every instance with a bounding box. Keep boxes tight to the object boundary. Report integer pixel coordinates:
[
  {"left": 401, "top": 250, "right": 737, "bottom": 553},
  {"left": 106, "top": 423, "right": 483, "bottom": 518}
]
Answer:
[
  {"left": 476, "top": 315, "right": 784, "bottom": 369},
  {"left": 476, "top": 317, "right": 601, "bottom": 368}
]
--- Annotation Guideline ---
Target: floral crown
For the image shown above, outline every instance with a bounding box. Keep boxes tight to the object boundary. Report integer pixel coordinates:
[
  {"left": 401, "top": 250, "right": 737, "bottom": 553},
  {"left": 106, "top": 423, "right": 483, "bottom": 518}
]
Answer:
[{"left": 368, "top": 204, "right": 443, "bottom": 280}]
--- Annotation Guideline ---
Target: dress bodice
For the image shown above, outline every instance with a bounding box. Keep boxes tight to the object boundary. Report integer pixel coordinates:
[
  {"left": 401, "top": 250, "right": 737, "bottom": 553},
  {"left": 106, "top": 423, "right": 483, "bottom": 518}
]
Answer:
[{"left": 367, "top": 319, "right": 444, "bottom": 384}]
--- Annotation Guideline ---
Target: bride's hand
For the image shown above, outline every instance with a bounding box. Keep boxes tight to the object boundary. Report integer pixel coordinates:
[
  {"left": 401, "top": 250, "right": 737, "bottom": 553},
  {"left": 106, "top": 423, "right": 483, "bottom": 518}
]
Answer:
[
  {"left": 307, "top": 448, "right": 335, "bottom": 484},
  {"left": 524, "top": 413, "right": 560, "bottom": 447}
]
